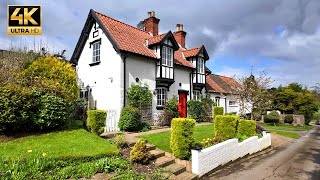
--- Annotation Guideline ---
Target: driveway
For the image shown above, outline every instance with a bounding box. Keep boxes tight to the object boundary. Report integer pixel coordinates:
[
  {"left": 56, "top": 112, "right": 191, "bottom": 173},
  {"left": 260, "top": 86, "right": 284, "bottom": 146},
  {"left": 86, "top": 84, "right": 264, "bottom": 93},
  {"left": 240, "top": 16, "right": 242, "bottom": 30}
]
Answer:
[{"left": 202, "top": 126, "right": 320, "bottom": 180}]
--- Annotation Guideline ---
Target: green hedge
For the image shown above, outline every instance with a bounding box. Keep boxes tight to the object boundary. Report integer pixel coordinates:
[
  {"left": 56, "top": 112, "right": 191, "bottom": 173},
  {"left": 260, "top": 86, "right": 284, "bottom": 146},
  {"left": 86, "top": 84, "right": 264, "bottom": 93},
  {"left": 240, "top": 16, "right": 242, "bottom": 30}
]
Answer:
[
  {"left": 187, "top": 100, "right": 204, "bottom": 122},
  {"left": 214, "top": 106, "right": 224, "bottom": 116},
  {"left": 237, "top": 119, "right": 256, "bottom": 137},
  {"left": 170, "top": 118, "right": 196, "bottom": 159},
  {"left": 214, "top": 115, "right": 239, "bottom": 141},
  {"left": 284, "top": 115, "right": 293, "bottom": 124},
  {"left": 264, "top": 111, "right": 280, "bottom": 124},
  {"left": 87, "top": 110, "right": 107, "bottom": 135},
  {"left": 118, "top": 106, "right": 141, "bottom": 132}
]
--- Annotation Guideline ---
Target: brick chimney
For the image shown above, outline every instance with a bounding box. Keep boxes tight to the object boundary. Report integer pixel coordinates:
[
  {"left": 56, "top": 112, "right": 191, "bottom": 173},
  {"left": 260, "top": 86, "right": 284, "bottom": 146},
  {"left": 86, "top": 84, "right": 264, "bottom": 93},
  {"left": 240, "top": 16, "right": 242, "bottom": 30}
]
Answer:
[
  {"left": 143, "top": 11, "right": 160, "bottom": 36},
  {"left": 174, "top": 24, "right": 187, "bottom": 48}
]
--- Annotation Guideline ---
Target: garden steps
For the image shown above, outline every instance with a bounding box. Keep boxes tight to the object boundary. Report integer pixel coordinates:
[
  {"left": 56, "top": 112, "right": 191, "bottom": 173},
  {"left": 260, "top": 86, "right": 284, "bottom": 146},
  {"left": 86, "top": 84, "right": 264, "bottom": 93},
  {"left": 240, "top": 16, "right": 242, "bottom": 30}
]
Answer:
[
  {"left": 170, "top": 171, "right": 198, "bottom": 180},
  {"left": 155, "top": 156, "right": 175, "bottom": 167},
  {"left": 164, "top": 163, "right": 186, "bottom": 175},
  {"left": 149, "top": 149, "right": 165, "bottom": 160}
]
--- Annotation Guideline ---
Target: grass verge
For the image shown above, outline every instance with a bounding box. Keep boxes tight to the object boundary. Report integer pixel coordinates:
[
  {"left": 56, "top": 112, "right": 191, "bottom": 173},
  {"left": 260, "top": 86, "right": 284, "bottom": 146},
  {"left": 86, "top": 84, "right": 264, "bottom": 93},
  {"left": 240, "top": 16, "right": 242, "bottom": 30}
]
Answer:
[
  {"left": 267, "top": 130, "right": 300, "bottom": 139},
  {"left": 260, "top": 123, "right": 313, "bottom": 131},
  {"left": 139, "top": 124, "right": 214, "bottom": 153}
]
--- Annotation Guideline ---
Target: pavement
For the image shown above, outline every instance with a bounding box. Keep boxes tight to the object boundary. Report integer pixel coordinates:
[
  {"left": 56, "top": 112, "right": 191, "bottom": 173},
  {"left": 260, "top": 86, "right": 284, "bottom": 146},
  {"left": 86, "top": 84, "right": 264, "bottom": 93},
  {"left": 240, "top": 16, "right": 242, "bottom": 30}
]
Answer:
[{"left": 202, "top": 125, "right": 320, "bottom": 180}]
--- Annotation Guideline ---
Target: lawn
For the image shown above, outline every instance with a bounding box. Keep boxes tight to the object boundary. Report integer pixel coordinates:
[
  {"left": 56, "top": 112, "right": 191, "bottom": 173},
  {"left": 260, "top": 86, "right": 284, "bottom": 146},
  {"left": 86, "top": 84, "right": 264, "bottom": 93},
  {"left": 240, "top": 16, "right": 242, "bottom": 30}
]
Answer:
[
  {"left": 139, "top": 124, "right": 215, "bottom": 153},
  {"left": 267, "top": 130, "right": 300, "bottom": 139},
  {"left": 0, "top": 129, "right": 118, "bottom": 160},
  {"left": 260, "top": 123, "right": 313, "bottom": 131}
]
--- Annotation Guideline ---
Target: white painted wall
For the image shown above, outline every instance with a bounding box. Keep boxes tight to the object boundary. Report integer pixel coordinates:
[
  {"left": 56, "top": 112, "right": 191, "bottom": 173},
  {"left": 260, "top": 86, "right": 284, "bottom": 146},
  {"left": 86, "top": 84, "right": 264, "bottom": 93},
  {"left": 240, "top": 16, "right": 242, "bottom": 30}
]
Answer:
[
  {"left": 76, "top": 22, "right": 124, "bottom": 113},
  {"left": 169, "top": 66, "right": 192, "bottom": 99},
  {"left": 192, "top": 132, "right": 271, "bottom": 177}
]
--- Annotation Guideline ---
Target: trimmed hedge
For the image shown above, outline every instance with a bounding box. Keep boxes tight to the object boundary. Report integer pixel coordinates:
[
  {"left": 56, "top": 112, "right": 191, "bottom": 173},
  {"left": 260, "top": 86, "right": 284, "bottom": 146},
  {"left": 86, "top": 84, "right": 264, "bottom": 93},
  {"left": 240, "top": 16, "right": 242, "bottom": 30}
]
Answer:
[
  {"left": 264, "top": 111, "right": 280, "bottom": 124},
  {"left": 87, "top": 110, "right": 107, "bottom": 135},
  {"left": 284, "top": 115, "right": 293, "bottom": 124},
  {"left": 170, "top": 118, "right": 196, "bottom": 159},
  {"left": 237, "top": 119, "right": 256, "bottom": 137},
  {"left": 214, "top": 115, "right": 239, "bottom": 141},
  {"left": 214, "top": 106, "right": 224, "bottom": 116},
  {"left": 118, "top": 106, "right": 142, "bottom": 132}
]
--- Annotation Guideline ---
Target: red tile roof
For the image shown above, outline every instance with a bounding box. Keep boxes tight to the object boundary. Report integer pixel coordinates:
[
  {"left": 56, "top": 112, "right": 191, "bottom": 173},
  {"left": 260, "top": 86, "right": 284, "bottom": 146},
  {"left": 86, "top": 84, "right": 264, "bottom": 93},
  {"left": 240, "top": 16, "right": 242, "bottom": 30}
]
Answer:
[
  {"left": 94, "top": 10, "right": 201, "bottom": 68},
  {"left": 206, "top": 74, "right": 240, "bottom": 94},
  {"left": 95, "top": 11, "right": 157, "bottom": 59}
]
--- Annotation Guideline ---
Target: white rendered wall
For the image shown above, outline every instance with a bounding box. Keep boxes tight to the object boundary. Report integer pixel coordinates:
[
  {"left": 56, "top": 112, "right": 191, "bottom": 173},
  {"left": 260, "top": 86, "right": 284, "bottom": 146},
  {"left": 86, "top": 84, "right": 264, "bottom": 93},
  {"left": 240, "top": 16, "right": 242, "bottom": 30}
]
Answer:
[
  {"left": 76, "top": 22, "right": 124, "bottom": 113},
  {"left": 169, "top": 66, "right": 192, "bottom": 100},
  {"left": 192, "top": 132, "right": 271, "bottom": 177}
]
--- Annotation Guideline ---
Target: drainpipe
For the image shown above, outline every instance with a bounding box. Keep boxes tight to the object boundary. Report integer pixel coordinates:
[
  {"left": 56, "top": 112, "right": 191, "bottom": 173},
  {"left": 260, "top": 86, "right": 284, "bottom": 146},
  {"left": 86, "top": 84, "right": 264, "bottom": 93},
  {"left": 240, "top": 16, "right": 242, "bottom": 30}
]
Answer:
[
  {"left": 225, "top": 97, "right": 227, "bottom": 114},
  {"left": 122, "top": 54, "right": 127, "bottom": 107}
]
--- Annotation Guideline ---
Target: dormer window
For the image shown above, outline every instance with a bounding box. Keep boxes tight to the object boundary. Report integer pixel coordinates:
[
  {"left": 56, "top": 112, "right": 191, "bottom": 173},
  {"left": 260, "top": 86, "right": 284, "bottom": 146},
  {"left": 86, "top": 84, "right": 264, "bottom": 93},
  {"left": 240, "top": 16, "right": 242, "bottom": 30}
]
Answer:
[
  {"left": 197, "top": 58, "right": 204, "bottom": 74},
  {"left": 161, "top": 46, "right": 173, "bottom": 67}
]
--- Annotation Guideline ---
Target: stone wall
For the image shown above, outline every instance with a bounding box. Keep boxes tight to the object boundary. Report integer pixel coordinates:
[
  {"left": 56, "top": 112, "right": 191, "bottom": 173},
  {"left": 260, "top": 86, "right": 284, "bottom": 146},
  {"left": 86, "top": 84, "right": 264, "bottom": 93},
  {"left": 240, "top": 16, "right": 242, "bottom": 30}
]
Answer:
[
  {"left": 292, "top": 115, "right": 305, "bottom": 125},
  {"left": 191, "top": 132, "right": 271, "bottom": 177}
]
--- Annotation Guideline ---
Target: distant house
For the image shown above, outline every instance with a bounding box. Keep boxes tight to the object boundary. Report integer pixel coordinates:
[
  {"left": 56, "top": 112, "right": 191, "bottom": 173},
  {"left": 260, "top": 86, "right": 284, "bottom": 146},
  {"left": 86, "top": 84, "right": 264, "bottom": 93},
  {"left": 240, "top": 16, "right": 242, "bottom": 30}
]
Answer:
[
  {"left": 71, "top": 9, "right": 212, "bottom": 129},
  {"left": 206, "top": 74, "right": 252, "bottom": 115}
]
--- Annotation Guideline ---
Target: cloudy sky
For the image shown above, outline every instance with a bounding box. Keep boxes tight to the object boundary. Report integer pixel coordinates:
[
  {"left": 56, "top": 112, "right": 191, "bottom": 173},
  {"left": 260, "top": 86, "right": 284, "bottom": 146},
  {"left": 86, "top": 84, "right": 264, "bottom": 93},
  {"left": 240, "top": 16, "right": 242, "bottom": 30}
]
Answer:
[{"left": 1, "top": 0, "right": 319, "bottom": 87}]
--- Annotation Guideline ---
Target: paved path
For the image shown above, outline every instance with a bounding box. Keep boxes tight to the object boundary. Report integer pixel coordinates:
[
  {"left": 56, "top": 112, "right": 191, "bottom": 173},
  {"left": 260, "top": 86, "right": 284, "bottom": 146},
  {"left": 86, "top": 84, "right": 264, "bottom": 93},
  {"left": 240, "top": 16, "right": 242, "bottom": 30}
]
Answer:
[{"left": 203, "top": 125, "right": 320, "bottom": 180}]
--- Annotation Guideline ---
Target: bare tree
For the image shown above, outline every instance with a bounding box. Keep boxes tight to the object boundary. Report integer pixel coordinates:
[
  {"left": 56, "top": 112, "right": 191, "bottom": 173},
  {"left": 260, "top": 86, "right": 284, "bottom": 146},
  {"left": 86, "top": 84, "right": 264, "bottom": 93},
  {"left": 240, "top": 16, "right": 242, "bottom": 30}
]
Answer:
[{"left": 237, "top": 71, "right": 274, "bottom": 120}]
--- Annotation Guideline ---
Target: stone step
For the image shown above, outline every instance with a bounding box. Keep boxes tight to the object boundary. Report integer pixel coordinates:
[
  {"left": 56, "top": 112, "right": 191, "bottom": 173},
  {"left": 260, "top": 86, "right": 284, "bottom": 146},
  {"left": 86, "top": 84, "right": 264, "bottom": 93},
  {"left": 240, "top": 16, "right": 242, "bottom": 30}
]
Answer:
[
  {"left": 146, "top": 144, "right": 156, "bottom": 151},
  {"left": 149, "top": 150, "right": 165, "bottom": 160},
  {"left": 164, "top": 163, "right": 186, "bottom": 175},
  {"left": 170, "top": 171, "right": 198, "bottom": 180},
  {"left": 155, "top": 156, "right": 175, "bottom": 167}
]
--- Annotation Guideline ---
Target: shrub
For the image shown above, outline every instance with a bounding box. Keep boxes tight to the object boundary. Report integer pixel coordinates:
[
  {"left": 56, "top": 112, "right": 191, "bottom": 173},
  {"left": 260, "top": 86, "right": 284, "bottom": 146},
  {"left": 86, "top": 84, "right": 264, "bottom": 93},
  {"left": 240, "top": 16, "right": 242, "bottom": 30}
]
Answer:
[
  {"left": 214, "top": 106, "right": 224, "bottom": 116},
  {"left": 264, "top": 111, "right": 280, "bottom": 124},
  {"left": 237, "top": 119, "right": 256, "bottom": 137},
  {"left": 35, "top": 94, "right": 70, "bottom": 130},
  {"left": 214, "top": 115, "right": 239, "bottom": 141},
  {"left": 127, "top": 83, "right": 152, "bottom": 109},
  {"left": 118, "top": 106, "right": 142, "bottom": 132},
  {"left": 20, "top": 56, "right": 78, "bottom": 102},
  {"left": 114, "top": 134, "right": 128, "bottom": 149},
  {"left": 139, "top": 122, "right": 151, "bottom": 132},
  {"left": 71, "top": 99, "right": 87, "bottom": 122},
  {"left": 237, "top": 134, "right": 249, "bottom": 142},
  {"left": 87, "top": 110, "right": 107, "bottom": 135},
  {"left": 130, "top": 139, "right": 149, "bottom": 164},
  {"left": 284, "top": 115, "right": 294, "bottom": 124},
  {"left": 159, "top": 97, "right": 179, "bottom": 126},
  {"left": 187, "top": 100, "right": 204, "bottom": 122},
  {"left": 256, "top": 124, "right": 265, "bottom": 134},
  {"left": 170, "top": 118, "right": 196, "bottom": 159}
]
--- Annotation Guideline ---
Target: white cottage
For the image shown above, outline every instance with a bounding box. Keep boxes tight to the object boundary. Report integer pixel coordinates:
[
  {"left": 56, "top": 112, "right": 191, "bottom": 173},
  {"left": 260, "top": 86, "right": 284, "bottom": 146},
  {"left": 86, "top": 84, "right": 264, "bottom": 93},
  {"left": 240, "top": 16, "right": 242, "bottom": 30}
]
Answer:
[{"left": 71, "top": 10, "right": 211, "bottom": 129}]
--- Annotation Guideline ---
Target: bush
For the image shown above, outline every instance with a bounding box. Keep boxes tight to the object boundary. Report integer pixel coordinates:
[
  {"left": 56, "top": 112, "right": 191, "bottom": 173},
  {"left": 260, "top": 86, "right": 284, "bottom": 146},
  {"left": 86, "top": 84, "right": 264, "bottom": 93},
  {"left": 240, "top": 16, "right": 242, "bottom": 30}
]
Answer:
[
  {"left": 127, "top": 83, "right": 152, "bottom": 108},
  {"left": 187, "top": 100, "right": 205, "bottom": 122},
  {"left": 118, "top": 106, "right": 142, "bottom": 132},
  {"left": 114, "top": 134, "right": 128, "bottom": 149},
  {"left": 264, "top": 111, "right": 280, "bottom": 124},
  {"left": 130, "top": 139, "right": 149, "bottom": 164},
  {"left": 256, "top": 124, "right": 265, "bottom": 134},
  {"left": 159, "top": 97, "right": 179, "bottom": 126},
  {"left": 71, "top": 99, "right": 87, "bottom": 122},
  {"left": 87, "top": 110, "right": 107, "bottom": 135},
  {"left": 214, "top": 106, "right": 224, "bottom": 116},
  {"left": 237, "top": 119, "right": 256, "bottom": 137},
  {"left": 139, "top": 122, "right": 151, "bottom": 132},
  {"left": 214, "top": 115, "right": 239, "bottom": 141},
  {"left": 170, "top": 118, "right": 196, "bottom": 159},
  {"left": 284, "top": 115, "right": 294, "bottom": 124}
]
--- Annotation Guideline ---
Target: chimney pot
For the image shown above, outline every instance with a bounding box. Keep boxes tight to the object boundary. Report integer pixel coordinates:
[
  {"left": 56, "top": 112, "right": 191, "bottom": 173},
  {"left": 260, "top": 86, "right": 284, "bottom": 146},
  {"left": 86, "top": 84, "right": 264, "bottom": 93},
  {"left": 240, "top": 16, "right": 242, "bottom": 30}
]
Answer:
[
  {"left": 176, "top": 24, "right": 183, "bottom": 31},
  {"left": 174, "top": 24, "right": 187, "bottom": 48},
  {"left": 148, "top": 11, "right": 155, "bottom": 17}
]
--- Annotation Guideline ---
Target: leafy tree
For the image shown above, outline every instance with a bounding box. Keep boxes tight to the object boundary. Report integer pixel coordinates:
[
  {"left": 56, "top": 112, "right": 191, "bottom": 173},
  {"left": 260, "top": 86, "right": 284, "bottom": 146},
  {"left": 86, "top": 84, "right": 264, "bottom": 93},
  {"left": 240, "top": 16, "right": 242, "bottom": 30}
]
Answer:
[
  {"left": 238, "top": 72, "right": 273, "bottom": 120},
  {"left": 272, "top": 83, "right": 318, "bottom": 124}
]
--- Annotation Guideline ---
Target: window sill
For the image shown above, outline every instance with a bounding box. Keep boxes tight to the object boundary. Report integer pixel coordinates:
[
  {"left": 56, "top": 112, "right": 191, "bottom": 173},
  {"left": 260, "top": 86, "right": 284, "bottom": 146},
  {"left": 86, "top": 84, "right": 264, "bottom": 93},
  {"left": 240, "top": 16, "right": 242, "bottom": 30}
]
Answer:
[
  {"left": 156, "top": 106, "right": 164, "bottom": 110},
  {"left": 89, "top": 61, "right": 101, "bottom": 66}
]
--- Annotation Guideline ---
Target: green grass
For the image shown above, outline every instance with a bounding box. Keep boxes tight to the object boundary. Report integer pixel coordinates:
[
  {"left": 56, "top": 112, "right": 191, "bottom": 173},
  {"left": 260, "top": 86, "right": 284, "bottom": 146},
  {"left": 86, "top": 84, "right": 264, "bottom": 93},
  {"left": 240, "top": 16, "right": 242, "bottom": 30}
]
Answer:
[
  {"left": 268, "top": 130, "right": 300, "bottom": 139},
  {"left": 140, "top": 124, "right": 215, "bottom": 153},
  {"left": 260, "top": 123, "right": 313, "bottom": 131},
  {"left": 0, "top": 129, "right": 118, "bottom": 160}
]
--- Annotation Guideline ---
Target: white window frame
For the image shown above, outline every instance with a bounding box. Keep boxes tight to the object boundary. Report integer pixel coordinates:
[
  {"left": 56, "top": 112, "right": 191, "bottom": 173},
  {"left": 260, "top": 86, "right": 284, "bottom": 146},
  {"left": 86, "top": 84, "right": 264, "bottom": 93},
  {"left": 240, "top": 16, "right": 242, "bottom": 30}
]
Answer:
[
  {"left": 156, "top": 88, "right": 167, "bottom": 106},
  {"left": 161, "top": 46, "right": 173, "bottom": 67},
  {"left": 229, "top": 100, "right": 237, "bottom": 106},
  {"left": 193, "top": 90, "right": 201, "bottom": 100},
  {"left": 92, "top": 42, "right": 100, "bottom": 63},
  {"left": 197, "top": 58, "right": 204, "bottom": 74},
  {"left": 215, "top": 97, "right": 220, "bottom": 106}
]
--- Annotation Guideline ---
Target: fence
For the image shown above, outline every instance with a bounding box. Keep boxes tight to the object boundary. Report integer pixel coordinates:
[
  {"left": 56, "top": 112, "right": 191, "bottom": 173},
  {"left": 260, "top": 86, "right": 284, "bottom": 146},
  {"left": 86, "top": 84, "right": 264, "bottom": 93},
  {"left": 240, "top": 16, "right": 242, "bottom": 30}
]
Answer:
[
  {"left": 105, "top": 109, "right": 119, "bottom": 132},
  {"left": 192, "top": 132, "right": 271, "bottom": 177}
]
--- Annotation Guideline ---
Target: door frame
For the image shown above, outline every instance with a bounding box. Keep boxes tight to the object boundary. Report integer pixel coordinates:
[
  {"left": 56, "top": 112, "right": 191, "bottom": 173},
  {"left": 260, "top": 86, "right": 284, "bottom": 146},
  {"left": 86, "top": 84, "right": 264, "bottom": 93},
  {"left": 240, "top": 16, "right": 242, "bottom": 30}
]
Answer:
[{"left": 178, "top": 90, "right": 189, "bottom": 118}]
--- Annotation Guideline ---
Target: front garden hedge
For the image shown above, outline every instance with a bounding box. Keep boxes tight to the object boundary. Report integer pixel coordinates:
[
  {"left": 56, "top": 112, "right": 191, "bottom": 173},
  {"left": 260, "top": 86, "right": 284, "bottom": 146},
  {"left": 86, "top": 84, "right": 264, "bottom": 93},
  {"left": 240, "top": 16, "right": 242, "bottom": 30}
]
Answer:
[
  {"left": 118, "top": 106, "right": 142, "bottom": 132},
  {"left": 237, "top": 119, "right": 256, "bottom": 137},
  {"left": 170, "top": 118, "right": 196, "bottom": 159},
  {"left": 87, "top": 110, "right": 107, "bottom": 135},
  {"left": 214, "top": 106, "right": 224, "bottom": 116},
  {"left": 264, "top": 111, "right": 280, "bottom": 124},
  {"left": 214, "top": 115, "right": 239, "bottom": 141}
]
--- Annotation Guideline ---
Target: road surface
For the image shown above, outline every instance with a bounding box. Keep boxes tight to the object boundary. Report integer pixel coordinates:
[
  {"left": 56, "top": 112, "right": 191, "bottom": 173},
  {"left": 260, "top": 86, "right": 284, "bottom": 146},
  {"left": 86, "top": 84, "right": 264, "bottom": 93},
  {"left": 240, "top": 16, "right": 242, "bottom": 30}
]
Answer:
[{"left": 203, "top": 126, "right": 320, "bottom": 180}]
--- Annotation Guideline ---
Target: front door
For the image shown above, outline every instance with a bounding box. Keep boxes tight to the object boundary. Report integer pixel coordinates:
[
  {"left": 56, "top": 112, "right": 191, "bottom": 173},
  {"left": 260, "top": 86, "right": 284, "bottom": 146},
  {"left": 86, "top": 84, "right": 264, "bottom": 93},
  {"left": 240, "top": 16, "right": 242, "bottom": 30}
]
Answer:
[{"left": 178, "top": 91, "right": 187, "bottom": 118}]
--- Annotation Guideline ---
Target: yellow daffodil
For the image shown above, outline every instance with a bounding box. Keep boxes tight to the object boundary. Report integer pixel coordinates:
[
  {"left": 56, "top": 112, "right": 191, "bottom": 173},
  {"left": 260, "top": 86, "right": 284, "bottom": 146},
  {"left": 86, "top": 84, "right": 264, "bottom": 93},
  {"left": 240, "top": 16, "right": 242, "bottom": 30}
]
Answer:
[
  {"left": 42, "top": 153, "right": 47, "bottom": 157},
  {"left": 27, "top": 150, "right": 32, "bottom": 153}
]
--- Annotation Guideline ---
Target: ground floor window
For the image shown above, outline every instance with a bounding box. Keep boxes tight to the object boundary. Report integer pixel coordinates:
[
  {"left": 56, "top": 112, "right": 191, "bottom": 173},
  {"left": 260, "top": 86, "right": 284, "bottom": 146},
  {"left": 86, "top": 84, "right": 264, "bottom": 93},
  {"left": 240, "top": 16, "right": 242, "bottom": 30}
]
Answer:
[
  {"left": 215, "top": 97, "right": 220, "bottom": 106},
  {"left": 79, "top": 89, "right": 89, "bottom": 100},
  {"left": 156, "top": 88, "right": 167, "bottom": 106},
  {"left": 229, "top": 100, "right": 237, "bottom": 106},
  {"left": 193, "top": 90, "right": 201, "bottom": 100}
]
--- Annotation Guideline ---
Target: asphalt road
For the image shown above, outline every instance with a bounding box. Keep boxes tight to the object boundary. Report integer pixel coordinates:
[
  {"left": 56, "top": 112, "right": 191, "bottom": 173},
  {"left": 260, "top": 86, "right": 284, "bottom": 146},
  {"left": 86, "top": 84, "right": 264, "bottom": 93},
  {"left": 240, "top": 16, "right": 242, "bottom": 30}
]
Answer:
[{"left": 202, "top": 126, "right": 320, "bottom": 180}]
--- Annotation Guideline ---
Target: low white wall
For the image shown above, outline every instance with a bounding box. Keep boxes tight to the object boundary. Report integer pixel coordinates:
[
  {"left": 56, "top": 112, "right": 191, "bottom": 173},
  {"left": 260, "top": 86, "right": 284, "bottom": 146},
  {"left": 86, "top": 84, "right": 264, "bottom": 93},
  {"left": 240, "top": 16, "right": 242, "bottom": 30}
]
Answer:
[{"left": 192, "top": 132, "right": 271, "bottom": 177}]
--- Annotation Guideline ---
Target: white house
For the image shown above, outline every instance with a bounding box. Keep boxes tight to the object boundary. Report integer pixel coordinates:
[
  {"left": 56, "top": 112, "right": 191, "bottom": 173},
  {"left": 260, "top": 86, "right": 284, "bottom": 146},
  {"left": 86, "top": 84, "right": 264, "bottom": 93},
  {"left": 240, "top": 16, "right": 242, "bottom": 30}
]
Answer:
[
  {"left": 206, "top": 74, "right": 252, "bottom": 116},
  {"left": 71, "top": 10, "right": 211, "bottom": 129}
]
